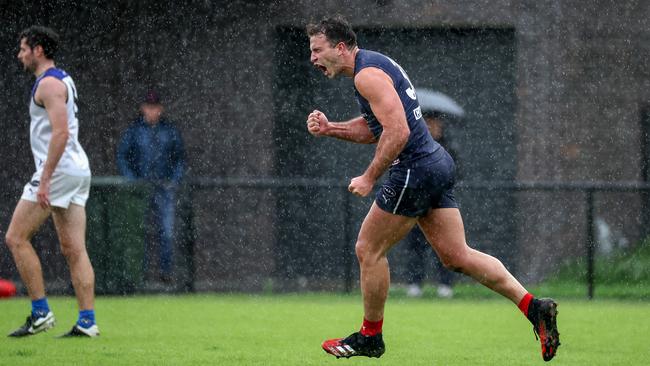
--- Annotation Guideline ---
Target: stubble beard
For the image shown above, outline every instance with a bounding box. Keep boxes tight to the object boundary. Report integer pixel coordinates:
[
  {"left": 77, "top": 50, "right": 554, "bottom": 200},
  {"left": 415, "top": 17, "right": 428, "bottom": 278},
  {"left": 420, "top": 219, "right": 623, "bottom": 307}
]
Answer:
[{"left": 23, "top": 59, "right": 37, "bottom": 74}]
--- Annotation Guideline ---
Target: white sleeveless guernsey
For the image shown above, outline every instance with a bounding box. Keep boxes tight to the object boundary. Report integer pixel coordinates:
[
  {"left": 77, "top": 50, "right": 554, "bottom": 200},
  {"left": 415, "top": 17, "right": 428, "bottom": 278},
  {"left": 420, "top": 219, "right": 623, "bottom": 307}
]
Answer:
[{"left": 29, "top": 68, "right": 90, "bottom": 177}]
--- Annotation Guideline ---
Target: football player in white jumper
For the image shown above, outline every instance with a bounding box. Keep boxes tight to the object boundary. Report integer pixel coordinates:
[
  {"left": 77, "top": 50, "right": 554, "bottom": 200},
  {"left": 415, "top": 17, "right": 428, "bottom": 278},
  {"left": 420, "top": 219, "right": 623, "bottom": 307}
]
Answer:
[{"left": 6, "top": 26, "right": 99, "bottom": 338}]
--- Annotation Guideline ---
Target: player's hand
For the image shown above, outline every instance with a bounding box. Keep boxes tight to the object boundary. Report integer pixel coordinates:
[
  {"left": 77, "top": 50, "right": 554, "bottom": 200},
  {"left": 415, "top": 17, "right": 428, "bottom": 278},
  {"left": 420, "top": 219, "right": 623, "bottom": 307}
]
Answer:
[
  {"left": 348, "top": 175, "right": 375, "bottom": 197},
  {"left": 306, "top": 110, "right": 329, "bottom": 136},
  {"left": 36, "top": 179, "right": 51, "bottom": 209}
]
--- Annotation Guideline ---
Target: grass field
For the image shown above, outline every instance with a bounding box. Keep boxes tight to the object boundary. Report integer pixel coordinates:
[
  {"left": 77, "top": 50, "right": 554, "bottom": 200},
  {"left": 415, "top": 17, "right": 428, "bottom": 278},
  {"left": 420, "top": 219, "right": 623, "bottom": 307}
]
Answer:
[{"left": 1, "top": 293, "right": 649, "bottom": 365}]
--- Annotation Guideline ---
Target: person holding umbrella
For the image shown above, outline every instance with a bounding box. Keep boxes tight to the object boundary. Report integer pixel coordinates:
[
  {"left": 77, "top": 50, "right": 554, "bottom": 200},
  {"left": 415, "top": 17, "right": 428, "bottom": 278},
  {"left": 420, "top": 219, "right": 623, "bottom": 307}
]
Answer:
[{"left": 404, "top": 89, "right": 464, "bottom": 299}]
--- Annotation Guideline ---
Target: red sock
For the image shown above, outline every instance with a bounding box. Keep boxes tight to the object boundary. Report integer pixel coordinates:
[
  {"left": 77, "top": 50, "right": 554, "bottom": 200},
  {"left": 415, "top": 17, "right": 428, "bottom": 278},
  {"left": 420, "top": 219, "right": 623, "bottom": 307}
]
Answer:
[
  {"left": 360, "top": 318, "right": 383, "bottom": 336},
  {"left": 518, "top": 293, "right": 534, "bottom": 317}
]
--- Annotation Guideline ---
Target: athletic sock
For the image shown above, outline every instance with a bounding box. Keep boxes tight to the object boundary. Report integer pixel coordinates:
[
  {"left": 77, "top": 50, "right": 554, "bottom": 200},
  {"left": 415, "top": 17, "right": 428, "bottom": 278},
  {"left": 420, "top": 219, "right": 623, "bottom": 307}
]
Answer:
[
  {"left": 518, "top": 293, "right": 534, "bottom": 318},
  {"left": 31, "top": 297, "right": 50, "bottom": 318},
  {"left": 360, "top": 318, "right": 383, "bottom": 336},
  {"left": 77, "top": 309, "right": 96, "bottom": 328},
  {"left": 518, "top": 293, "right": 542, "bottom": 325}
]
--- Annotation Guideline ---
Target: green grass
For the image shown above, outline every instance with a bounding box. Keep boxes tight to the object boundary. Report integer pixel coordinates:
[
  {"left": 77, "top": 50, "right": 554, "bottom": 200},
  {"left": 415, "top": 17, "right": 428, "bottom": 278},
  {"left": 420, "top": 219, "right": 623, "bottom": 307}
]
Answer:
[{"left": 1, "top": 293, "right": 649, "bottom": 365}]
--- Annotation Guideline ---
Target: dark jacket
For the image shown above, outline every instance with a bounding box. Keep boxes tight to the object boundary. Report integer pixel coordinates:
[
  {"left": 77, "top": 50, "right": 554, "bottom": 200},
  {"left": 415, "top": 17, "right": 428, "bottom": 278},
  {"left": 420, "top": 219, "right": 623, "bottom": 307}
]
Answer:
[{"left": 116, "top": 117, "right": 185, "bottom": 183}]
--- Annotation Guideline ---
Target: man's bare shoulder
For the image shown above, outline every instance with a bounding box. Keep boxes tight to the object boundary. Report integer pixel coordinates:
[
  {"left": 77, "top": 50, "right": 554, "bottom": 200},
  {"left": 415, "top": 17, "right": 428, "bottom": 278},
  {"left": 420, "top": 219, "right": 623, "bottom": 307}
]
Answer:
[
  {"left": 354, "top": 67, "right": 393, "bottom": 97},
  {"left": 35, "top": 76, "right": 67, "bottom": 106}
]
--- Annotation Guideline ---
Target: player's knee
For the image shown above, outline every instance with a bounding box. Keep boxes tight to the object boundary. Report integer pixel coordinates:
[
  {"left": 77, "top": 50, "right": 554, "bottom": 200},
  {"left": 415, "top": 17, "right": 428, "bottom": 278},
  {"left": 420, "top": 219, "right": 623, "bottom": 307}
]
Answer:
[
  {"left": 440, "top": 257, "right": 461, "bottom": 272},
  {"left": 439, "top": 251, "right": 469, "bottom": 273},
  {"left": 5, "top": 231, "right": 25, "bottom": 251},
  {"left": 355, "top": 240, "right": 379, "bottom": 265},
  {"left": 59, "top": 242, "right": 84, "bottom": 259},
  {"left": 355, "top": 241, "right": 368, "bottom": 263}
]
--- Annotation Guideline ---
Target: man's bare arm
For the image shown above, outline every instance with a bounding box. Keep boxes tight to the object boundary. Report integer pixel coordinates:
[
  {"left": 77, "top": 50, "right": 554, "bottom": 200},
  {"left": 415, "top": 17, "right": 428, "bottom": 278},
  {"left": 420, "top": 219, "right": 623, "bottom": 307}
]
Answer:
[
  {"left": 307, "top": 111, "right": 376, "bottom": 144},
  {"left": 354, "top": 67, "right": 410, "bottom": 182}
]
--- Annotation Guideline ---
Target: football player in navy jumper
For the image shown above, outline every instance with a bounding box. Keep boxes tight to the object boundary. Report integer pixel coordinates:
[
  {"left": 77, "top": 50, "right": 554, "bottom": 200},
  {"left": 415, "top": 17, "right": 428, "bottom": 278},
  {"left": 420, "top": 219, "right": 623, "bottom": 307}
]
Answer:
[{"left": 305, "top": 16, "right": 559, "bottom": 362}]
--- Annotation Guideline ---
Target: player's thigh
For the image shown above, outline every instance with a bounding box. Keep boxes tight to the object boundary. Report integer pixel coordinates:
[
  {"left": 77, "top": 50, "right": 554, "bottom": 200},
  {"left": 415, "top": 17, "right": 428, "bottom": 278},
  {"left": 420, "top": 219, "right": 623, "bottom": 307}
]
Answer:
[
  {"left": 417, "top": 207, "right": 469, "bottom": 264},
  {"left": 51, "top": 203, "right": 86, "bottom": 250},
  {"left": 6, "top": 199, "right": 51, "bottom": 243},
  {"left": 357, "top": 202, "right": 417, "bottom": 257}
]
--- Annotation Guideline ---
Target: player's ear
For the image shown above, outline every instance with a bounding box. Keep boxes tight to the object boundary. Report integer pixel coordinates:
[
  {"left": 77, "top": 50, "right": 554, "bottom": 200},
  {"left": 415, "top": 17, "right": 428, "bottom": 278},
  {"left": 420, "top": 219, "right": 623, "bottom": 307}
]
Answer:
[
  {"left": 33, "top": 44, "right": 44, "bottom": 57},
  {"left": 336, "top": 42, "right": 347, "bottom": 54}
]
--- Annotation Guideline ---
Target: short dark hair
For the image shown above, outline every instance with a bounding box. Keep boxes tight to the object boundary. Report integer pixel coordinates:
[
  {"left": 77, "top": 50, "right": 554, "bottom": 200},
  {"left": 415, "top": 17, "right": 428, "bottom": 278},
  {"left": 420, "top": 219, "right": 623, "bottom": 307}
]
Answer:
[
  {"left": 306, "top": 15, "right": 357, "bottom": 49},
  {"left": 19, "top": 26, "right": 60, "bottom": 59}
]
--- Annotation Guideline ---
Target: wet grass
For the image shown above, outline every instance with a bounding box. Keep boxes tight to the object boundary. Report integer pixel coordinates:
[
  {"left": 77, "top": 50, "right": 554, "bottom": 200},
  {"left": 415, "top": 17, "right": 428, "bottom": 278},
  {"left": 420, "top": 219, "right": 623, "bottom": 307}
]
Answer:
[{"left": 1, "top": 293, "right": 649, "bottom": 365}]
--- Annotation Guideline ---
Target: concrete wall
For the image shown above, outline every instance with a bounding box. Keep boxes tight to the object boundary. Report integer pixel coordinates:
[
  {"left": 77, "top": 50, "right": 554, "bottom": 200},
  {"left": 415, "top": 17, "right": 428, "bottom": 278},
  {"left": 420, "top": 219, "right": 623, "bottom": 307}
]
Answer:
[{"left": 1, "top": 0, "right": 648, "bottom": 290}]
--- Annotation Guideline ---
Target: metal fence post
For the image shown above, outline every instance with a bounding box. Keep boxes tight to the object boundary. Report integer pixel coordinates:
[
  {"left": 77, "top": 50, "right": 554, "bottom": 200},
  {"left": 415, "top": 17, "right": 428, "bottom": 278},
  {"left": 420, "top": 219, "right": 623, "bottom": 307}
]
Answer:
[
  {"left": 185, "top": 184, "right": 196, "bottom": 292},
  {"left": 586, "top": 189, "right": 595, "bottom": 300}
]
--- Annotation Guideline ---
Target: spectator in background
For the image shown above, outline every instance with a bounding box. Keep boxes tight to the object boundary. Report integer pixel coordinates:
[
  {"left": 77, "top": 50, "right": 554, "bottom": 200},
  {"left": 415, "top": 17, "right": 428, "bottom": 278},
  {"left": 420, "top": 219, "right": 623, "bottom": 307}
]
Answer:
[
  {"left": 405, "top": 89, "right": 465, "bottom": 299},
  {"left": 116, "top": 90, "right": 185, "bottom": 282}
]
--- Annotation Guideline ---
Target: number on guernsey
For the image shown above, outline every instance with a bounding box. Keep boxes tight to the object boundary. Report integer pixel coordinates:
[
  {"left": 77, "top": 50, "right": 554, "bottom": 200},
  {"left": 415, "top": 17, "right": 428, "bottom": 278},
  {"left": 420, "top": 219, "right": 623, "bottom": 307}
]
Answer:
[
  {"left": 69, "top": 81, "right": 79, "bottom": 114},
  {"left": 388, "top": 57, "right": 416, "bottom": 100}
]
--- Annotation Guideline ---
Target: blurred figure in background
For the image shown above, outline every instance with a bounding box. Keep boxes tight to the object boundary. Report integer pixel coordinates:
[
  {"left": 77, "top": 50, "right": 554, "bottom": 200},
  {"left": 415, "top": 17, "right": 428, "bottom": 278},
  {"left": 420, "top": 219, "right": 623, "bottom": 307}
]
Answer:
[
  {"left": 405, "top": 89, "right": 464, "bottom": 299},
  {"left": 116, "top": 90, "right": 185, "bottom": 283}
]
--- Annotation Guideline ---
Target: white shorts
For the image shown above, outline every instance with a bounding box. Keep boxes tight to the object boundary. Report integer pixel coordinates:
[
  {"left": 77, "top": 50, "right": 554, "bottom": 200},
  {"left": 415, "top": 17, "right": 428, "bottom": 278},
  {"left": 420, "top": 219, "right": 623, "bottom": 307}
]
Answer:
[{"left": 21, "top": 172, "right": 91, "bottom": 209}]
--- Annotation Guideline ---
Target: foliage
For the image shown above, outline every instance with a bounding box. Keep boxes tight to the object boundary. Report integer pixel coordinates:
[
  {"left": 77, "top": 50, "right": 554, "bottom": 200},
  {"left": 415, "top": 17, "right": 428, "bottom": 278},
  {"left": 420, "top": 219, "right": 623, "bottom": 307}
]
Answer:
[
  {"left": 392, "top": 239, "right": 650, "bottom": 301},
  {"left": 550, "top": 238, "right": 650, "bottom": 285}
]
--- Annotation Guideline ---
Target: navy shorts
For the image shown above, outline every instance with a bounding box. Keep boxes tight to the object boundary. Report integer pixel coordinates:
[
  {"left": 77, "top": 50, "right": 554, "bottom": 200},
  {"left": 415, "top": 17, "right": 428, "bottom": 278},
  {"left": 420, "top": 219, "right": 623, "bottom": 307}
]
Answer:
[{"left": 375, "top": 149, "right": 458, "bottom": 217}]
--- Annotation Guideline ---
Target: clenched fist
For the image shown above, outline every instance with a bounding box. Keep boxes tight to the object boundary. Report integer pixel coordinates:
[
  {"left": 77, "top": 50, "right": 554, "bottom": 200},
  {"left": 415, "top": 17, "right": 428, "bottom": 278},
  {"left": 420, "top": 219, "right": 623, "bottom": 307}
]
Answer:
[{"left": 306, "top": 110, "right": 329, "bottom": 136}]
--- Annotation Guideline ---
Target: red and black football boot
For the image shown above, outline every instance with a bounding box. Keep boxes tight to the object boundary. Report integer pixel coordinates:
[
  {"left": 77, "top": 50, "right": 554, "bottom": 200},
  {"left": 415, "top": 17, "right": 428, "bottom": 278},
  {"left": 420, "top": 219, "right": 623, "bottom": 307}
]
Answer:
[
  {"left": 322, "top": 332, "right": 385, "bottom": 359},
  {"left": 529, "top": 298, "right": 561, "bottom": 361}
]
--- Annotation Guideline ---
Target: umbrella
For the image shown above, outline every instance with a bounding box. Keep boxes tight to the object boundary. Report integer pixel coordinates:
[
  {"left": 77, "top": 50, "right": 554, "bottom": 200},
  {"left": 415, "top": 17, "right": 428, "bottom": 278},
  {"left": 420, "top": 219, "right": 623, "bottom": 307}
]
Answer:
[{"left": 416, "top": 88, "right": 465, "bottom": 118}]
